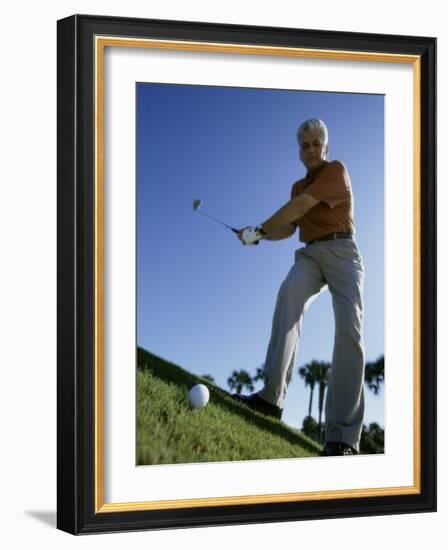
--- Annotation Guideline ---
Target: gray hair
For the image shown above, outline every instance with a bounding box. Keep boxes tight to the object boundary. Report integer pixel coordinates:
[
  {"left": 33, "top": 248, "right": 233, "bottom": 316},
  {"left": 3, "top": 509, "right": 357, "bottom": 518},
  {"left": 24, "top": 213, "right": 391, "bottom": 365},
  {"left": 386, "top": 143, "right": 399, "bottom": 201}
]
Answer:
[{"left": 297, "top": 119, "right": 328, "bottom": 146}]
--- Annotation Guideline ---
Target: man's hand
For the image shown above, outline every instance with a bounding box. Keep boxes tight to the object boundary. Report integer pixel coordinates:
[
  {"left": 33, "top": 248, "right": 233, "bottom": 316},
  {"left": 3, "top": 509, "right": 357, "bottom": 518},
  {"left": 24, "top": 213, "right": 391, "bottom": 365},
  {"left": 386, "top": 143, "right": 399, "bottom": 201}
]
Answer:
[
  {"left": 236, "top": 226, "right": 250, "bottom": 243},
  {"left": 237, "top": 226, "right": 264, "bottom": 245}
]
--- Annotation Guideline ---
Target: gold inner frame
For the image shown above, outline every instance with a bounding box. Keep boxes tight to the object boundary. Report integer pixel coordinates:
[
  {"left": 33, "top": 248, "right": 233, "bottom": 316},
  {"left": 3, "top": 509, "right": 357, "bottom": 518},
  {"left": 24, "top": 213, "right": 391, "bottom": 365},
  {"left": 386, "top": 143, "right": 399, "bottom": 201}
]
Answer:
[{"left": 94, "top": 36, "right": 421, "bottom": 513}]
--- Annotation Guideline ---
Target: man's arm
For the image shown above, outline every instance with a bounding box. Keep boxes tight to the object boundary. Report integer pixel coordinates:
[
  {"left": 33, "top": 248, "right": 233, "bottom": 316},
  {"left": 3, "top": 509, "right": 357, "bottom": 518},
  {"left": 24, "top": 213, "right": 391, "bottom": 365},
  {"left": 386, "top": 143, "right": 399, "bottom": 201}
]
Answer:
[
  {"left": 260, "top": 193, "right": 319, "bottom": 234},
  {"left": 262, "top": 223, "right": 296, "bottom": 241}
]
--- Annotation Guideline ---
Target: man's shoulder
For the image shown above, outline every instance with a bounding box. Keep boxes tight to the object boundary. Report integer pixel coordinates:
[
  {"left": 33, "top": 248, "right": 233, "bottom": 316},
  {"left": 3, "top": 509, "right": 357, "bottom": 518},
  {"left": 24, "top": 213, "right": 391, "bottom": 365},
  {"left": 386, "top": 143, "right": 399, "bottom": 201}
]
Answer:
[
  {"left": 323, "top": 160, "right": 347, "bottom": 174},
  {"left": 291, "top": 176, "right": 306, "bottom": 196},
  {"left": 291, "top": 161, "right": 349, "bottom": 196}
]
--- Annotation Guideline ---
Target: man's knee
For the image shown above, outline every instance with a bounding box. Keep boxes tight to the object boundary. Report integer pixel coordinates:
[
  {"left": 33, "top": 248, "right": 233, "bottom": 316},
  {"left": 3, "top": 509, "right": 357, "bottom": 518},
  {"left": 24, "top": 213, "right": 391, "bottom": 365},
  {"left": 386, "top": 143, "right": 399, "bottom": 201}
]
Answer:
[{"left": 278, "top": 276, "right": 308, "bottom": 306}]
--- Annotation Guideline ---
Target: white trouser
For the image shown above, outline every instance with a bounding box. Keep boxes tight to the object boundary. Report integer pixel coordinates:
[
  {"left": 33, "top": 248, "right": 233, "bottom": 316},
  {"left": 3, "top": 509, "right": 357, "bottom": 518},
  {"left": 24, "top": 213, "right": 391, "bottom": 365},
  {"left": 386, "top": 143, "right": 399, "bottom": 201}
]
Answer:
[{"left": 258, "top": 238, "right": 365, "bottom": 451}]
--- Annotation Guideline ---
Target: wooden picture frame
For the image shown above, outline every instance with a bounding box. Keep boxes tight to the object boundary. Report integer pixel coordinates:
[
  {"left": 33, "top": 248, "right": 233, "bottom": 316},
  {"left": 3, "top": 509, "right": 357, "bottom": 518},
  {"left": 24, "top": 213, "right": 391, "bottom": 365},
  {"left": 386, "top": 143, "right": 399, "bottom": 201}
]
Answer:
[{"left": 57, "top": 14, "right": 436, "bottom": 534}]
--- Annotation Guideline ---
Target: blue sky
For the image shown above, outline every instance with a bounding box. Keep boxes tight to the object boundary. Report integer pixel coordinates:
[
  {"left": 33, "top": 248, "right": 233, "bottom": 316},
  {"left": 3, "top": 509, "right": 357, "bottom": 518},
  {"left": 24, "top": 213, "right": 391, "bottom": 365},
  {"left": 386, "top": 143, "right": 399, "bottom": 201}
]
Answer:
[{"left": 136, "top": 83, "right": 384, "bottom": 430}]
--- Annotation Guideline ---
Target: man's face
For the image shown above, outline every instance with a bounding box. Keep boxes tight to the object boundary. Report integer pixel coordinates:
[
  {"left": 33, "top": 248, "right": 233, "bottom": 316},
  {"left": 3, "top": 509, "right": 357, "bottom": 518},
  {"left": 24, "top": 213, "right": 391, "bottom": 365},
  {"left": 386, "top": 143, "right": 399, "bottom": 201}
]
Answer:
[{"left": 299, "top": 128, "right": 328, "bottom": 172}]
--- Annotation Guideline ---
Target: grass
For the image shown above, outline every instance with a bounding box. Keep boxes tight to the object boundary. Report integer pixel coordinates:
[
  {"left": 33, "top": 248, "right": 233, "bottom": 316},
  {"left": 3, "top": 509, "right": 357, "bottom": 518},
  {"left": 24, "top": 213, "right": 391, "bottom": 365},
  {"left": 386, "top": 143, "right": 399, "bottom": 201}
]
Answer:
[{"left": 137, "top": 346, "right": 322, "bottom": 465}]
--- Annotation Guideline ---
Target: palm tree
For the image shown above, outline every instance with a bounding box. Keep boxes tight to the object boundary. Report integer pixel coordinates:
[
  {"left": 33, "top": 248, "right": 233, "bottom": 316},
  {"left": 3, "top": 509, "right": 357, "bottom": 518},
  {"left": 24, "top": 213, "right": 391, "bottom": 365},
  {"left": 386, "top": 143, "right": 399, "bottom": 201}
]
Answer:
[
  {"left": 360, "top": 422, "right": 384, "bottom": 454},
  {"left": 314, "top": 362, "right": 330, "bottom": 443},
  {"left": 298, "top": 363, "right": 317, "bottom": 417},
  {"left": 298, "top": 360, "right": 329, "bottom": 421},
  {"left": 253, "top": 365, "right": 268, "bottom": 385},
  {"left": 227, "top": 369, "right": 254, "bottom": 394},
  {"left": 364, "top": 355, "right": 384, "bottom": 395},
  {"left": 298, "top": 354, "right": 384, "bottom": 445},
  {"left": 301, "top": 415, "right": 319, "bottom": 442}
]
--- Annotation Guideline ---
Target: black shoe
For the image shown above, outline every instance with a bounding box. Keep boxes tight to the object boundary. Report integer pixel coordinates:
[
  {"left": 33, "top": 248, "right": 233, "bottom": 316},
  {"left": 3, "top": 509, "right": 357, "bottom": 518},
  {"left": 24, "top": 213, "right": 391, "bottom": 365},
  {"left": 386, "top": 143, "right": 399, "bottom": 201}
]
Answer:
[
  {"left": 320, "top": 442, "right": 358, "bottom": 456},
  {"left": 232, "top": 393, "right": 283, "bottom": 420}
]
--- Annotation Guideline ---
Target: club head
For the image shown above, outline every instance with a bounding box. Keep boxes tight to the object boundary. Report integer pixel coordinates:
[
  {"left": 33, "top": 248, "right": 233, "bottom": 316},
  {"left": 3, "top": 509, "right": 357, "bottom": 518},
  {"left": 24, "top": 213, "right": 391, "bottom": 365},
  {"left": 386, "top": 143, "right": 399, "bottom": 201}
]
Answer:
[{"left": 193, "top": 199, "right": 203, "bottom": 211}]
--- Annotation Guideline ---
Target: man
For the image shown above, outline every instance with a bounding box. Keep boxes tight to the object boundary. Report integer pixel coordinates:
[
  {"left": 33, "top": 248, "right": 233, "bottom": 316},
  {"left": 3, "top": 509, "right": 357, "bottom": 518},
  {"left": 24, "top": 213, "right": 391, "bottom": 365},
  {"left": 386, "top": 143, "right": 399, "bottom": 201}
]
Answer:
[{"left": 234, "top": 119, "right": 365, "bottom": 457}]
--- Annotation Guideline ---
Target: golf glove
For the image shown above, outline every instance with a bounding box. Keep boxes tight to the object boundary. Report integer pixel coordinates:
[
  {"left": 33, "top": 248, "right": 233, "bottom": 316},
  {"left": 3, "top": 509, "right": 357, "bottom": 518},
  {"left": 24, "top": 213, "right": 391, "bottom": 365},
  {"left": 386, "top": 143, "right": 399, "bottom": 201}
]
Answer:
[{"left": 241, "top": 226, "right": 265, "bottom": 245}]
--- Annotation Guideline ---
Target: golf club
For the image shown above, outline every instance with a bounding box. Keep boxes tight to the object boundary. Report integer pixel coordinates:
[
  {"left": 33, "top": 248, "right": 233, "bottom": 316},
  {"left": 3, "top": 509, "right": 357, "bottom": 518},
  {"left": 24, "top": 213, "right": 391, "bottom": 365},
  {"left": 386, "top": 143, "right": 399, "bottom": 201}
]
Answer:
[{"left": 192, "top": 199, "right": 238, "bottom": 233}]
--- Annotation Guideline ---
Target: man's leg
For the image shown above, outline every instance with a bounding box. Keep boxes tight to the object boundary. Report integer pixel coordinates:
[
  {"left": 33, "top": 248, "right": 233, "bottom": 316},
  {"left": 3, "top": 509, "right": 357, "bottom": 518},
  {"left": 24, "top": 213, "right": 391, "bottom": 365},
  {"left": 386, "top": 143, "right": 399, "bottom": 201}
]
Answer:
[
  {"left": 258, "top": 249, "right": 326, "bottom": 409},
  {"left": 320, "top": 240, "right": 365, "bottom": 452}
]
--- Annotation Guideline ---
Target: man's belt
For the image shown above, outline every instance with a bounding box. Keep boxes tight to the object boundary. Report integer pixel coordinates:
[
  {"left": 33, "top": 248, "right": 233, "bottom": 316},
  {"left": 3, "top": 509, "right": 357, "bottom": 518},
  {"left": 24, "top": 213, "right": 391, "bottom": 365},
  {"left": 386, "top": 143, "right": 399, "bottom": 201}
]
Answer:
[{"left": 307, "top": 232, "right": 353, "bottom": 245}]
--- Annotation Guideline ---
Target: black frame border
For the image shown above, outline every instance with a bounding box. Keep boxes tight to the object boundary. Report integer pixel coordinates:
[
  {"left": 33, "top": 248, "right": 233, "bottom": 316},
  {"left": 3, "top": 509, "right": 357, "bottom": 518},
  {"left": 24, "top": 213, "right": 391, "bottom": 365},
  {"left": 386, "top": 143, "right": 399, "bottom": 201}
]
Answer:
[{"left": 57, "top": 14, "right": 436, "bottom": 535}]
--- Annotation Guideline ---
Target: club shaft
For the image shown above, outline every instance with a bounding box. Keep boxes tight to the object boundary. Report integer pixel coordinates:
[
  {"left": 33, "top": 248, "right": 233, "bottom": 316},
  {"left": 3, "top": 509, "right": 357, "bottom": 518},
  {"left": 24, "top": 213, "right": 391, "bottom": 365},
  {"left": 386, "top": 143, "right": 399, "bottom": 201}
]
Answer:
[{"left": 197, "top": 210, "right": 238, "bottom": 233}]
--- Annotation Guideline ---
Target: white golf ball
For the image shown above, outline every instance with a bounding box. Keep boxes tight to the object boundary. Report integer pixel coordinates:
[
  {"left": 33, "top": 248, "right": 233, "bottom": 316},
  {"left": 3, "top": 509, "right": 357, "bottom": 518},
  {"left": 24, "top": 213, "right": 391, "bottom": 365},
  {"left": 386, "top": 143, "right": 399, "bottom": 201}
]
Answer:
[{"left": 188, "top": 384, "right": 209, "bottom": 409}]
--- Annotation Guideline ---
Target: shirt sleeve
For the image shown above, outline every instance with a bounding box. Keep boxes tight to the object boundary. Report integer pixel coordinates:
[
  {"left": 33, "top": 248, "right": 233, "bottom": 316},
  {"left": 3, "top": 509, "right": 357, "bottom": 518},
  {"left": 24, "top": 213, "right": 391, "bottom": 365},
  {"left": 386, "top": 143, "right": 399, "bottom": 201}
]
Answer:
[
  {"left": 290, "top": 179, "right": 303, "bottom": 200},
  {"left": 304, "top": 161, "right": 351, "bottom": 208}
]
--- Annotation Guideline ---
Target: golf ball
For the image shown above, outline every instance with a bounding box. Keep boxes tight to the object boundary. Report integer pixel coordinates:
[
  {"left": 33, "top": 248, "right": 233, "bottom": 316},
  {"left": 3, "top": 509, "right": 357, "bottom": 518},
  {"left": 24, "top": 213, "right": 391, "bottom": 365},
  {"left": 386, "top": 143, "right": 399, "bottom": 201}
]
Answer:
[{"left": 188, "top": 384, "right": 210, "bottom": 409}]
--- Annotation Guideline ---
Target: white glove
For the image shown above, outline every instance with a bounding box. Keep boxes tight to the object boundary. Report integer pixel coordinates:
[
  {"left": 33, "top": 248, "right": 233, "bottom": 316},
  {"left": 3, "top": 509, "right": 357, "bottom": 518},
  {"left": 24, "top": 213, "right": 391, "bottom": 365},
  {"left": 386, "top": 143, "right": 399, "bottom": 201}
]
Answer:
[{"left": 241, "top": 226, "right": 265, "bottom": 245}]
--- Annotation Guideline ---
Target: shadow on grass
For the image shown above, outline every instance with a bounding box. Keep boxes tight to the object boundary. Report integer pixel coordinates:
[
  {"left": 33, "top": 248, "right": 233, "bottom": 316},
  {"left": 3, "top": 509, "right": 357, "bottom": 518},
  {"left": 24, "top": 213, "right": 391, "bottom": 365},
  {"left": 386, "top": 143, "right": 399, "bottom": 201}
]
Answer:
[{"left": 137, "top": 346, "right": 321, "bottom": 455}]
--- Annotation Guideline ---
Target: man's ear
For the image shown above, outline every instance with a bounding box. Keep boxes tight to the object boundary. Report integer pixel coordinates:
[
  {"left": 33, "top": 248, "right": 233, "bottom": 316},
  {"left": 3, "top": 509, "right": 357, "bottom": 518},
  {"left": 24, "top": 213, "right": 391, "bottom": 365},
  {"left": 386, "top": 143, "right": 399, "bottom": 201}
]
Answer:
[{"left": 324, "top": 144, "right": 329, "bottom": 159}]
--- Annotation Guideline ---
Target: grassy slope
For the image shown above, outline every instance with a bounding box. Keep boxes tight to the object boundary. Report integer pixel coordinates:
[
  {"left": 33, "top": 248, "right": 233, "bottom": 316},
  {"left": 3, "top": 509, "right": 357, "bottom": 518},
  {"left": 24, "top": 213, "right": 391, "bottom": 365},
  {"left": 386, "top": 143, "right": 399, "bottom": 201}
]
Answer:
[{"left": 137, "top": 346, "right": 321, "bottom": 465}]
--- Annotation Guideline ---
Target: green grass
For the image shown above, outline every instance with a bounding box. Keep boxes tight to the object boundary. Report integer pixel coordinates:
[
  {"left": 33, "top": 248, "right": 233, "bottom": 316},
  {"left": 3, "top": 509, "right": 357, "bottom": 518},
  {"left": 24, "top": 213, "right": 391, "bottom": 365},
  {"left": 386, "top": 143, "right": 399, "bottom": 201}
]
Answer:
[{"left": 137, "top": 347, "right": 322, "bottom": 465}]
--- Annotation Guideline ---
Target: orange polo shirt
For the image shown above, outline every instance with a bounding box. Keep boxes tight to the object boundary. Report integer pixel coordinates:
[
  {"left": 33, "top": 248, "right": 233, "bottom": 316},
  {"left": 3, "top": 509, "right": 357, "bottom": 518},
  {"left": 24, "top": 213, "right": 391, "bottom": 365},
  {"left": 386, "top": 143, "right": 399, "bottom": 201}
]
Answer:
[{"left": 291, "top": 160, "right": 355, "bottom": 243}]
